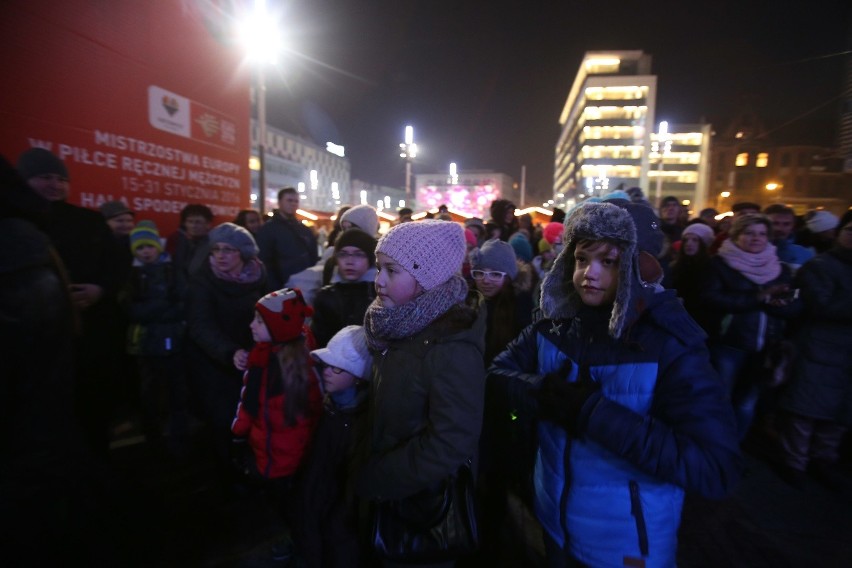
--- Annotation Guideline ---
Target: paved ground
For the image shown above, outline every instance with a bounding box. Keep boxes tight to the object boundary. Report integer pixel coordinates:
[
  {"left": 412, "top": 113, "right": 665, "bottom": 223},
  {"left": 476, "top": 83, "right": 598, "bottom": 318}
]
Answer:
[{"left": 54, "top": 426, "right": 852, "bottom": 567}]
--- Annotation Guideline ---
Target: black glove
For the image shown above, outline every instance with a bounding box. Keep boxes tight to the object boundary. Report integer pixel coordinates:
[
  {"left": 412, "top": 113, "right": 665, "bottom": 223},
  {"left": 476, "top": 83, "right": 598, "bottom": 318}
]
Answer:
[{"left": 534, "top": 366, "right": 600, "bottom": 437}]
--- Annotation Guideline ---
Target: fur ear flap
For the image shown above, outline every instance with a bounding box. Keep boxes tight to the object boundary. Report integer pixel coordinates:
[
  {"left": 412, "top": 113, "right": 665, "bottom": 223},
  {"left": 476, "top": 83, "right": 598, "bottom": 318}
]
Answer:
[{"left": 637, "top": 251, "right": 663, "bottom": 285}]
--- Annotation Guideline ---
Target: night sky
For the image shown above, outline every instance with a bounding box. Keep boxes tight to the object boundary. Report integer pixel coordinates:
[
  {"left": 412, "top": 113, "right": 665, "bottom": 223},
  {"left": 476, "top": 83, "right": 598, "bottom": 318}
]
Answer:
[{"left": 261, "top": 0, "right": 850, "bottom": 206}]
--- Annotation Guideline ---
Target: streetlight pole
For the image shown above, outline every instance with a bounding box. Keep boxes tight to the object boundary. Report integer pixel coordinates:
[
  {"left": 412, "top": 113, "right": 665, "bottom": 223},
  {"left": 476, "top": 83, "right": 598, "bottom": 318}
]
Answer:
[
  {"left": 257, "top": 65, "right": 267, "bottom": 216},
  {"left": 399, "top": 125, "right": 417, "bottom": 203},
  {"left": 238, "top": 0, "right": 280, "bottom": 217},
  {"left": 654, "top": 121, "right": 669, "bottom": 205}
]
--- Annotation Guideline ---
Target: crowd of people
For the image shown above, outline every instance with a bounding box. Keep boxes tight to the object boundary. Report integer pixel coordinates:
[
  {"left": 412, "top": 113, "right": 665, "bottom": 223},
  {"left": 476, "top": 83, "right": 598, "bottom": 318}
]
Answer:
[{"left": 2, "top": 147, "right": 851, "bottom": 567}]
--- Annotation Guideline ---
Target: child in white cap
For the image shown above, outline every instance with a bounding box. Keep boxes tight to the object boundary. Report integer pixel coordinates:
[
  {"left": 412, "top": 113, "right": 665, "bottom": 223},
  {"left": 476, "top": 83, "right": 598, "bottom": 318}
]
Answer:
[
  {"left": 354, "top": 219, "right": 486, "bottom": 565},
  {"left": 291, "top": 325, "right": 373, "bottom": 567}
]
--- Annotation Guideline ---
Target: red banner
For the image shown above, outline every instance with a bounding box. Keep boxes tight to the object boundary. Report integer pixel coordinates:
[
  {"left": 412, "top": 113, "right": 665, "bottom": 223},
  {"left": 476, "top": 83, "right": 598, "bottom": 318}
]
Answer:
[{"left": 0, "top": 0, "right": 251, "bottom": 234}]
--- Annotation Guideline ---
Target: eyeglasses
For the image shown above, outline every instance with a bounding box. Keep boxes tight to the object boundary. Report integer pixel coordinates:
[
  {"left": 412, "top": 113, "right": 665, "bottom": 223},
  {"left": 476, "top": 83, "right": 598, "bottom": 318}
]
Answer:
[
  {"left": 335, "top": 250, "right": 369, "bottom": 260},
  {"left": 317, "top": 362, "right": 345, "bottom": 374},
  {"left": 210, "top": 246, "right": 240, "bottom": 255},
  {"left": 471, "top": 270, "right": 507, "bottom": 282}
]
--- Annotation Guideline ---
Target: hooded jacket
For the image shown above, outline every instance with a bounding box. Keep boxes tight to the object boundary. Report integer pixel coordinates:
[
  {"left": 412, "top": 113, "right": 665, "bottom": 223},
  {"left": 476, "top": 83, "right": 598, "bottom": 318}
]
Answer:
[
  {"left": 489, "top": 203, "right": 740, "bottom": 567},
  {"left": 356, "top": 293, "right": 486, "bottom": 501}
]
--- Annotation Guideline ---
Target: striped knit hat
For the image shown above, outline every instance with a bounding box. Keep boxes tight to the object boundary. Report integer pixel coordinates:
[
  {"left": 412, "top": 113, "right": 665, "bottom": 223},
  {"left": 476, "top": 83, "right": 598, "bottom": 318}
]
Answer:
[{"left": 130, "top": 221, "right": 163, "bottom": 253}]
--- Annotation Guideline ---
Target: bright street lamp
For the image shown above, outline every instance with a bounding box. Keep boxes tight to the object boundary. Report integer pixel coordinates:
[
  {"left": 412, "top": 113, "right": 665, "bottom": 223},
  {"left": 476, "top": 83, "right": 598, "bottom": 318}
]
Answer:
[
  {"left": 399, "top": 125, "right": 417, "bottom": 200},
  {"left": 238, "top": 0, "right": 281, "bottom": 216}
]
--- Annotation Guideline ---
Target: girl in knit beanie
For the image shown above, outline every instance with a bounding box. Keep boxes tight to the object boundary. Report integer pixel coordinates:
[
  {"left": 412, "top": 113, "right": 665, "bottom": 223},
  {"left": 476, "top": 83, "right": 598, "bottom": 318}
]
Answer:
[{"left": 355, "top": 220, "right": 486, "bottom": 564}]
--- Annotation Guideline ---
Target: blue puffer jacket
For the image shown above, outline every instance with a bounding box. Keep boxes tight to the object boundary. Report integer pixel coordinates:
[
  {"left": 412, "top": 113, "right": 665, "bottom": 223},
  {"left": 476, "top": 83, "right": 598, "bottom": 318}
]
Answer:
[{"left": 490, "top": 292, "right": 741, "bottom": 567}]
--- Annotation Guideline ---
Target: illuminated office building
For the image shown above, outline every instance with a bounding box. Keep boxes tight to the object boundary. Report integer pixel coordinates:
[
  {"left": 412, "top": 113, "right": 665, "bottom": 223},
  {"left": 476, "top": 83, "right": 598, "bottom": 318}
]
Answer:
[
  {"left": 554, "top": 51, "right": 657, "bottom": 208},
  {"left": 649, "top": 123, "right": 712, "bottom": 214}
]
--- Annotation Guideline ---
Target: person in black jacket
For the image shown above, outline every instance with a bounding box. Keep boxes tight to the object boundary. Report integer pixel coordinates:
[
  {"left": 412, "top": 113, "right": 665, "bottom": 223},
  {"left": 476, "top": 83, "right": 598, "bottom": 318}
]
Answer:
[
  {"left": 256, "top": 187, "right": 319, "bottom": 291},
  {"left": 16, "top": 147, "right": 125, "bottom": 456},
  {"left": 701, "top": 214, "right": 802, "bottom": 441},
  {"left": 293, "top": 326, "right": 373, "bottom": 568},
  {"left": 311, "top": 228, "right": 377, "bottom": 347},
  {"left": 124, "top": 221, "right": 188, "bottom": 457},
  {"left": 185, "top": 222, "right": 266, "bottom": 467},
  {"left": 777, "top": 211, "right": 852, "bottom": 489}
]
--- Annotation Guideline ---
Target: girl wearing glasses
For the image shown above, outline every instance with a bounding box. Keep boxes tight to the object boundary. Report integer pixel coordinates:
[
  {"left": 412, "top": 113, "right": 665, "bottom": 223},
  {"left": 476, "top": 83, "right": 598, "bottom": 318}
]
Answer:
[{"left": 469, "top": 238, "right": 535, "bottom": 565}]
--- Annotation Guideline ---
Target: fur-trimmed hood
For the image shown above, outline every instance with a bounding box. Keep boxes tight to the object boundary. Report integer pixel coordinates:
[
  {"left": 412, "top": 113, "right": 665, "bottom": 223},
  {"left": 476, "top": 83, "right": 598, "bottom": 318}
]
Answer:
[{"left": 540, "top": 202, "right": 664, "bottom": 339}]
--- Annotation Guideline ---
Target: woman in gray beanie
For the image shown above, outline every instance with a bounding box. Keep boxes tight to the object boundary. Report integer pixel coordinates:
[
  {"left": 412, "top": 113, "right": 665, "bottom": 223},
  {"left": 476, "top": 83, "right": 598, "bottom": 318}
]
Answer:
[
  {"left": 185, "top": 221, "right": 267, "bottom": 470},
  {"left": 355, "top": 219, "right": 486, "bottom": 566}
]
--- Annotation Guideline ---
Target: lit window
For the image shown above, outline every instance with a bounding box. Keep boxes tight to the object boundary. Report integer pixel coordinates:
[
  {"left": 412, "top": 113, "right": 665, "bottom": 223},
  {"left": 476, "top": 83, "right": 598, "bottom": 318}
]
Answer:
[
  {"left": 735, "top": 153, "right": 749, "bottom": 167},
  {"left": 756, "top": 153, "right": 768, "bottom": 168}
]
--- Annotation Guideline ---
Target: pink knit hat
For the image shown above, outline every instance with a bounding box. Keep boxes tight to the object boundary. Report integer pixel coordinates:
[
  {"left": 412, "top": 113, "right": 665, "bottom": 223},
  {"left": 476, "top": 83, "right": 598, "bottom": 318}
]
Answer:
[
  {"left": 376, "top": 220, "right": 466, "bottom": 290},
  {"left": 543, "top": 221, "right": 564, "bottom": 245},
  {"left": 681, "top": 223, "right": 715, "bottom": 248}
]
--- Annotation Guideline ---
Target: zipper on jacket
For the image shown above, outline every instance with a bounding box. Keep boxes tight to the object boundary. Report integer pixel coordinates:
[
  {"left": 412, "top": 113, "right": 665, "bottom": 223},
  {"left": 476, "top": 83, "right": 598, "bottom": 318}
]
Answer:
[
  {"left": 263, "top": 392, "right": 273, "bottom": 478},
  {"left": 756, "top": 311, "right": 767, "bottom": 352},
  {"left": 629, "top": 480, "right": 649, "bottom": 557}
]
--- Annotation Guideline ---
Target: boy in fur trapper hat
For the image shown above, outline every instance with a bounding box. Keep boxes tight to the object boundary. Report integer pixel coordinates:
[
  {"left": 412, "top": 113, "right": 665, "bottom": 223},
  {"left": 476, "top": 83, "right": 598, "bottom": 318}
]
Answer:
[{"left": 489, "top": 202, "right": 741, "bottom": 567}]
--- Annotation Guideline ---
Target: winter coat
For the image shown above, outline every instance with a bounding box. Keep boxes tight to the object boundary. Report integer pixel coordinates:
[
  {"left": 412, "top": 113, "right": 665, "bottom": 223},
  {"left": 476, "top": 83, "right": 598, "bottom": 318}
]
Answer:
[
  {"left": 257, "top": 213, "right": 319, "bottom": 291},
  {"left": 664, "top": 255, "right": 719, "bottom": 335},
  {"left": 294, "top": 391, "right": 370, "bottom": 568},
  {"left": 355, "top": 294, "right": 486, "bottom": 501},
  {"left": 489, "top": 293, "right": 741, "bottom": 567},
  {"left": 781, "top": 248, "right": 852, "bottom": 425},
  {"left": 123, "top": 257, "right": 185, "bottom": 357},
  {"left": 165, "top": 230, "right": 209, "bottom": 294},
  {"left": 701, "top": 255, "right": 800, "bottom": 352},
  {"left": 773, "top": 237, "right": 814, "bottom": 274},
  {"left": 311, "top": 280, "right": 376, "bottom": 348},
  {"left": 185, "top": 260, "right": 267, "bottom": 430},
  {"left": 231, "top": 345, "right": 321, "bottom": 479}
]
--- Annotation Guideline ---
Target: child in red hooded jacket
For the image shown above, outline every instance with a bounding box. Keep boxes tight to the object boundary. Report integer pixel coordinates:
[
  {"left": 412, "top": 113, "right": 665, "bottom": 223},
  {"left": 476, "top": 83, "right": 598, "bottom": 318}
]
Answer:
[{"left": 232, "top": 287, "right": 322, "bottom": 561}]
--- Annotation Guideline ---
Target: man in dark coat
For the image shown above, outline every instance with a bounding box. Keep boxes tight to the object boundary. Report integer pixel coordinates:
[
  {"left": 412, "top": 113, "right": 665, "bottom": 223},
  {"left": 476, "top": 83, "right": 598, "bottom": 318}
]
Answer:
[
  {"left": 256, "top": 187, "right": 318, "bottom": 291},
  {"left": 16, "top": 148, "right": 125, "bottom": 456}
]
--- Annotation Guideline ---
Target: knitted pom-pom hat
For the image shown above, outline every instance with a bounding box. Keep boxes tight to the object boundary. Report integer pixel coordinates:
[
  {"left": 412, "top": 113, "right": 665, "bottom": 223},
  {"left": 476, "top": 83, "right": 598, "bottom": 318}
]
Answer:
[
  {"left": 376, "top": 219, "right": 465, "bottom": 290},
  {"left": 130, "top": 220, "right": 163, "bottom": 253},
  {"left": 256, "top": 288, "right": 314, "bottom": 343}
]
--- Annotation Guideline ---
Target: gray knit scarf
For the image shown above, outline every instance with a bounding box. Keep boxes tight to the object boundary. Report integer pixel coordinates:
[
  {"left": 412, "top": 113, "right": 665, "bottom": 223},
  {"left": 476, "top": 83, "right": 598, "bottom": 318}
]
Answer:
[{"left": 364, "top": 274, "right": 469, "bottom": 351}]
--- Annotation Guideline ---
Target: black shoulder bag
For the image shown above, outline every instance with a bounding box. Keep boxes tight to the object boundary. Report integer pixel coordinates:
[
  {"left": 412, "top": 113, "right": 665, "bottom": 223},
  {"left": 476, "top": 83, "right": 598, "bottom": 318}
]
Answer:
[{"left": 371, "top": 460, "right": 479, "bottom": 563}]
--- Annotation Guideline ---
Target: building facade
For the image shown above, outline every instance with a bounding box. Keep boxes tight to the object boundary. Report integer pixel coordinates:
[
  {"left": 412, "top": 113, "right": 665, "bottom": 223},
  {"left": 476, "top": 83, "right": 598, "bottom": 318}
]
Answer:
[
  {"left": 250, "top": 120, "right": 351, "bottom": 213},
  {"left": 350, "top": 178, "right": 408, "bottom": 215},
  {"left": 553, "top": 51, "right": 657, "bottom": 209},
  {"left": 708, "top": 113, "right": 851, "bottom": 215}
]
